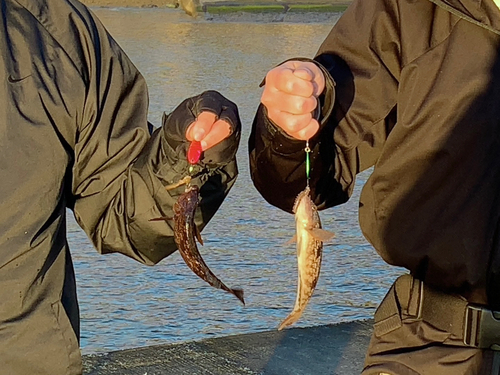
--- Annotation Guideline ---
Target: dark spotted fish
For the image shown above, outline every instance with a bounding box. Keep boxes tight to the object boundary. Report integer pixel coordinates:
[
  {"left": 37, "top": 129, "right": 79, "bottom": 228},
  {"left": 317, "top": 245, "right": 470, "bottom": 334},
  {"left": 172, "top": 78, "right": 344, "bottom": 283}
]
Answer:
[
  {"left": 279, "top": 186, "right": 335, "bottom": 330},
  {"left": 173, "top": 185, "right": 245, "bottom": 305}
]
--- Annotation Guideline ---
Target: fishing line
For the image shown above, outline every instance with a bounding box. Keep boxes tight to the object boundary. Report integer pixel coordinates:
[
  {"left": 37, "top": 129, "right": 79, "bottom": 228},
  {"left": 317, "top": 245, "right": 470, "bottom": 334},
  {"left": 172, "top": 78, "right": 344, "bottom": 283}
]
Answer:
[{"left": 305, "top": 140, "right": 311, "bottom": 188}]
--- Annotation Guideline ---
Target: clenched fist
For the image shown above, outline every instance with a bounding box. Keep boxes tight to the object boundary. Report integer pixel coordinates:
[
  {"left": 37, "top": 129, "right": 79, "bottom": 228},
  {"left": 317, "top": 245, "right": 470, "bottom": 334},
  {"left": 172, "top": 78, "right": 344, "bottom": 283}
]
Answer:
[{"left": 261, "top": 60, "right": 326, "bottom": 140}]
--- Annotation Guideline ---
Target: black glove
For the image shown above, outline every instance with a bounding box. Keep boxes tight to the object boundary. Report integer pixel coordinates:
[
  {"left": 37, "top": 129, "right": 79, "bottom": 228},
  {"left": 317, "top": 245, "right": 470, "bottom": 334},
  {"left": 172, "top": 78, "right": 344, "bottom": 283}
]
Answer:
[{"left": 161, "top": 90, "right": 241, "bottom": 167}]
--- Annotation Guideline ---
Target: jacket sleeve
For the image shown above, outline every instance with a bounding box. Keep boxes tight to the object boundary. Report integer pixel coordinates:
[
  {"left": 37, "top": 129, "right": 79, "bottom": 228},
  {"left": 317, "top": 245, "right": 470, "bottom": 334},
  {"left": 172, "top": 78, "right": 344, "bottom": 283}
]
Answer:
[
  {"left": 249, "top": 0, "right": 400, "bottom": 213},
  {"left": 68, "top": 6, "right": 240, "bottom": 265}
]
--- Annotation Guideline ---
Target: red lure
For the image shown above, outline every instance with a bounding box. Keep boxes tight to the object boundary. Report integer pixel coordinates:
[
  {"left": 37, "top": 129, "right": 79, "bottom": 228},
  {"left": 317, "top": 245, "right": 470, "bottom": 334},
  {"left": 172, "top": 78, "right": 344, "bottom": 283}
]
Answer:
[{"left": 187, "top": 140, "right": 202, "bottom": 165}]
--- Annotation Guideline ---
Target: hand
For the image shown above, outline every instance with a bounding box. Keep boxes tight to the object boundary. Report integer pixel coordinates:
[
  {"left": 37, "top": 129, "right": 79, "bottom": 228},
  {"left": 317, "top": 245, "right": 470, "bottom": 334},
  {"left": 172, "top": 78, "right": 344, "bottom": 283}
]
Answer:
[
  {"left": 261, "top": 60, "right": 325, "bottom": 140},
  {"left": 185, "top": 112, "right": 231, "bottom": 151},
  {"left": 162, "top": 90, "right": 241, "bottom": 166}
]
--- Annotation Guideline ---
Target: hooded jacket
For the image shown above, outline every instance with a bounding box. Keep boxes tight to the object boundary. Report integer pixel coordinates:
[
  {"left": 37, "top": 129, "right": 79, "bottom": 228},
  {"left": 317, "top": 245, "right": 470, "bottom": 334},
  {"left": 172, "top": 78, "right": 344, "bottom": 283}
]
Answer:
[
  {"left": 250, "top": 0, "right": 500, "bottom": 309},
  {"left": 0, "top": 0, "right": 240, "bottom": 373}
]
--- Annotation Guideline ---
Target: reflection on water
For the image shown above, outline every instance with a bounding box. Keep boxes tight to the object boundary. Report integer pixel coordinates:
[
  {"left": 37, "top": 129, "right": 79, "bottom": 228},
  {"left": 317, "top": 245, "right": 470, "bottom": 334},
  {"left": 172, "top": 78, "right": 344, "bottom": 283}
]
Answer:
[{"left": 72, "top": 8, "right": 404, "bottom": 354}]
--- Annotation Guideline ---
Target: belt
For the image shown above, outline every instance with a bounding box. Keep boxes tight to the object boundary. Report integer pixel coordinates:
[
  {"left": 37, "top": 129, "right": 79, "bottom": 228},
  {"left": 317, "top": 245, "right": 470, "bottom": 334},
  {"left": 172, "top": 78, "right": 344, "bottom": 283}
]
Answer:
[{"left": 374, "top": 274, "right": 500, "bottom": 350}]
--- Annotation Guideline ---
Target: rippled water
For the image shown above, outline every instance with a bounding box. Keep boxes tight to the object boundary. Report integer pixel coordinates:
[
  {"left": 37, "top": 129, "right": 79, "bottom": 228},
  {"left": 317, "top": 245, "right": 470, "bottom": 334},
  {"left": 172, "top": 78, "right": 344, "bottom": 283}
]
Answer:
[{"left": 72, "top": 7, "right": 405, "bottom": 355}]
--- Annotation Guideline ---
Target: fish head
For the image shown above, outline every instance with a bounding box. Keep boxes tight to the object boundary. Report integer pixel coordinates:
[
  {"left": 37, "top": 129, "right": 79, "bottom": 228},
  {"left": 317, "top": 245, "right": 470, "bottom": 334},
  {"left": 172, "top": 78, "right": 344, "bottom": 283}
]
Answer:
[
  {"left": 293, "top": 187, "right": 317, "bottom": 228},
  {"left": 174, "top": 185, "right": 200, "bottom": 214}
]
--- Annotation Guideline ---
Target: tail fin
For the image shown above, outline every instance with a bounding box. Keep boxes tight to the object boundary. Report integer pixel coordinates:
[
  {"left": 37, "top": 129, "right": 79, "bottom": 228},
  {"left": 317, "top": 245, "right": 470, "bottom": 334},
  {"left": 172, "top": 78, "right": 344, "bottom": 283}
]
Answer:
[
  {"left": 231, "top": 288, "right": 245, "bottom": 306},
  {"left": 278, "top": 310, "right": 303, "bottom": 331}
]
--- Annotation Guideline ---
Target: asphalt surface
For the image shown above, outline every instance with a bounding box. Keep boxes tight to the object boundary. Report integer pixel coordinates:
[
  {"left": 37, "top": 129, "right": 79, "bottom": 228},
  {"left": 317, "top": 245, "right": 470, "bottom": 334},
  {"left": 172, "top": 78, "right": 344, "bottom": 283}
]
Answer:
[{"left": 83, "top": 319, "right": 373, "bottom": 374}]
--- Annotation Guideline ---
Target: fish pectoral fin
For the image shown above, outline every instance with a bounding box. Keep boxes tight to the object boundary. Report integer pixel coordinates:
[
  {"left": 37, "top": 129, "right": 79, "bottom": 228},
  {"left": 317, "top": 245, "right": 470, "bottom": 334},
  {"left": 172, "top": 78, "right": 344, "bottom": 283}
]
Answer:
[
  {"left": 149, "top": 216, "right": 172, "bottom": 222},
  {"left": 194, "top": 225, "right": 204, "bottom": 246},
  {"left": 165, "top": 175, "right": 192, "bottom": 191},
  {"left": 309, "top": 228, "right": 335, "bottom": 242},
  {"left": 283, "top": 234, "right": 297, "bottom": 246}
]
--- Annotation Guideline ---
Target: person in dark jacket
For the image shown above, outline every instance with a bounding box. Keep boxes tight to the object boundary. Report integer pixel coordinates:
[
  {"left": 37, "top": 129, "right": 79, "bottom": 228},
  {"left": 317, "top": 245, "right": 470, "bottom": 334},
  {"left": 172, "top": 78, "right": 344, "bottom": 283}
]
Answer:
[
  {"left": 1, "top": 0, "right": 241, "bottom": 374},
  {"left": 250, "top": 0, "right": 500, "bottom": 373}
]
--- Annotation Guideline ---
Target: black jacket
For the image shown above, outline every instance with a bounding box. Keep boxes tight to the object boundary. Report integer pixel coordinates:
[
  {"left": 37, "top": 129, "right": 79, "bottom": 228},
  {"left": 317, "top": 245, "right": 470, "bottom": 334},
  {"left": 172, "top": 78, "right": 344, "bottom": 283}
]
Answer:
[
  {"left": 250, "top": 0, "right": 500, "bottom": 309},
  {"left": 0, "top": 0, "right": 240, "bottom": 373}
]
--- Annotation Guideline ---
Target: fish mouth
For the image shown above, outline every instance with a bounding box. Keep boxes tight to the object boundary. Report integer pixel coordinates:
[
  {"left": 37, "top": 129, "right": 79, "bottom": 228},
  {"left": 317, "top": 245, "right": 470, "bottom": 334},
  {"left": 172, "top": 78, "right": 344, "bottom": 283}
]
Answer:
[{"left": 292, "top": 186, "right": 311, "bottom": 213}]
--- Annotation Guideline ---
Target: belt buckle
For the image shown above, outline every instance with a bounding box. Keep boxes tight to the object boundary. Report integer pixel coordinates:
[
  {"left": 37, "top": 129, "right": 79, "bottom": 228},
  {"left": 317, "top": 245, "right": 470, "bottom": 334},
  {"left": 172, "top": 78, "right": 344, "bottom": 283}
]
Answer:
[{"left": 464, "top": 305, "right": 500, "bottom": 350}]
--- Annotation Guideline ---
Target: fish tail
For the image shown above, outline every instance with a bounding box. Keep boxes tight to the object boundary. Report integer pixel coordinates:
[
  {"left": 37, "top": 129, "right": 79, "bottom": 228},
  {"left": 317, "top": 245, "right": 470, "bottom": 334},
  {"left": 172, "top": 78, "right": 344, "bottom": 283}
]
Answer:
[
  {"left": 278, "top": 310, "right": 303, "bottom": 331},
  {"left": 231, "top": 288, "right": 245, "bottom": 306}
]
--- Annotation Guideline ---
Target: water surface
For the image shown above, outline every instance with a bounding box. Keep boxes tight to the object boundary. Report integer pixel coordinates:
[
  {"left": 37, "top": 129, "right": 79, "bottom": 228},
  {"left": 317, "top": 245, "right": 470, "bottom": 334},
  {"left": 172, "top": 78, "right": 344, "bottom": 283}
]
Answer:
[{"left": 72, "top": 8, "right": 404, "bottom": 354}]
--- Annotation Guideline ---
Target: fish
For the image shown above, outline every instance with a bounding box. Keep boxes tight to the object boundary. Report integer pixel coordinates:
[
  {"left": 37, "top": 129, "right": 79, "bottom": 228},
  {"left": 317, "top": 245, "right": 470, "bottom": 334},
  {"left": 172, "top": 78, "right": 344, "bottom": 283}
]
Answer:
[
  {"left": 278, "top": 186, "right": 335, "bottom": 330},
  {"left": 178, "top": 0, "right": 199, "bottom": 18},
  {"left": 172, "top": 184, "right": 245, "bottom": 305}
]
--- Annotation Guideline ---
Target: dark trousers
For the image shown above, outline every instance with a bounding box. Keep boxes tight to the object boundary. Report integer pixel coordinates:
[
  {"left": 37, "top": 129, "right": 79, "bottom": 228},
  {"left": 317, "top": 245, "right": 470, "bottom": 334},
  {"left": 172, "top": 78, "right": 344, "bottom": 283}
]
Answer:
[{"left": 362, "top": 274, "right": 500, "bottom": 375}]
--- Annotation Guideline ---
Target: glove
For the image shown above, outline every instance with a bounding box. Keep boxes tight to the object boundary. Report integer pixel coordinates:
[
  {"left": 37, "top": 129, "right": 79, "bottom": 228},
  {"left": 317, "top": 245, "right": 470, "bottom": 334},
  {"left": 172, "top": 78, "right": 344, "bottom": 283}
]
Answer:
[{"left": 162, "top": 90, "right": 241, "bottom": 167}]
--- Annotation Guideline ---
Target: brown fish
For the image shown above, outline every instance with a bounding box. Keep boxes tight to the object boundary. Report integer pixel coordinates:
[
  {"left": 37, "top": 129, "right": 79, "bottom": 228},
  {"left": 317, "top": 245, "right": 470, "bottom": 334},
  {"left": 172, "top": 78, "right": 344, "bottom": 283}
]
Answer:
[
  {"left": 172, "top": 185, "right": 245, "bottom": 305},
  {"left": 279, "top": 186, "right": 335, "bottom": 330}
]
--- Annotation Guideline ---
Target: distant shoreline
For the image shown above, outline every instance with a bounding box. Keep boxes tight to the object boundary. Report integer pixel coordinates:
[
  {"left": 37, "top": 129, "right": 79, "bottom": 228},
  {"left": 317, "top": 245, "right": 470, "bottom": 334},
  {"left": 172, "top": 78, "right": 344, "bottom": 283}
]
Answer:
[
  {"left": 81, "top": 0, "right": 176, "bottom": 7},
  {"left": 81, "top": 0, "right": 350, "bottom": 11}
]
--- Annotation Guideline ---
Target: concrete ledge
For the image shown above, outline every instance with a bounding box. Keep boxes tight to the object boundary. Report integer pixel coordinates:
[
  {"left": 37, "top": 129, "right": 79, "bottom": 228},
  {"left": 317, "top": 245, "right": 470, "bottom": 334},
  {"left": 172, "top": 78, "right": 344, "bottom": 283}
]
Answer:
[{"left": 83, "top": 319, "right": 373, "bottom": 374}]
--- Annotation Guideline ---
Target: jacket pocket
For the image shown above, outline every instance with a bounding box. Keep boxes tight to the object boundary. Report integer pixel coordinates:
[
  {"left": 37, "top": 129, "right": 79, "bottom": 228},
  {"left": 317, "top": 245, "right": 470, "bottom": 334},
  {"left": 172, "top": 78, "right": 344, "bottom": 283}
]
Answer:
[{"left": 51, "top": 301, "right": 83, "bottom": 375}]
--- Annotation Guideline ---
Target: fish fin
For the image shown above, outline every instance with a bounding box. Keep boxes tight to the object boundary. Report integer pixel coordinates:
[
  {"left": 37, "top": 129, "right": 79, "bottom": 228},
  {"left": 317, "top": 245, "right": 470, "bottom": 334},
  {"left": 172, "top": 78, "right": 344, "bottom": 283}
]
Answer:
[
  {"left": 231, "top": 288, "right": 245, "bottom": 305},
  {"left": 309, "top": 228, "right": 335, "bottom": 242},
  {"left": 283, "top": 234, "right": 297, "bottom": 246},
  {"left": 195, "top": 225, "right": 204, "bottom": 246},
  {"left": 149, "top": 216, "right": 172, "bottom": 222},
  {"left": 165, "top": 175, "right": 192, "bottom": 191},
  {"left": 278, "top": 310, "right": 303, "bottom": 331}
]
